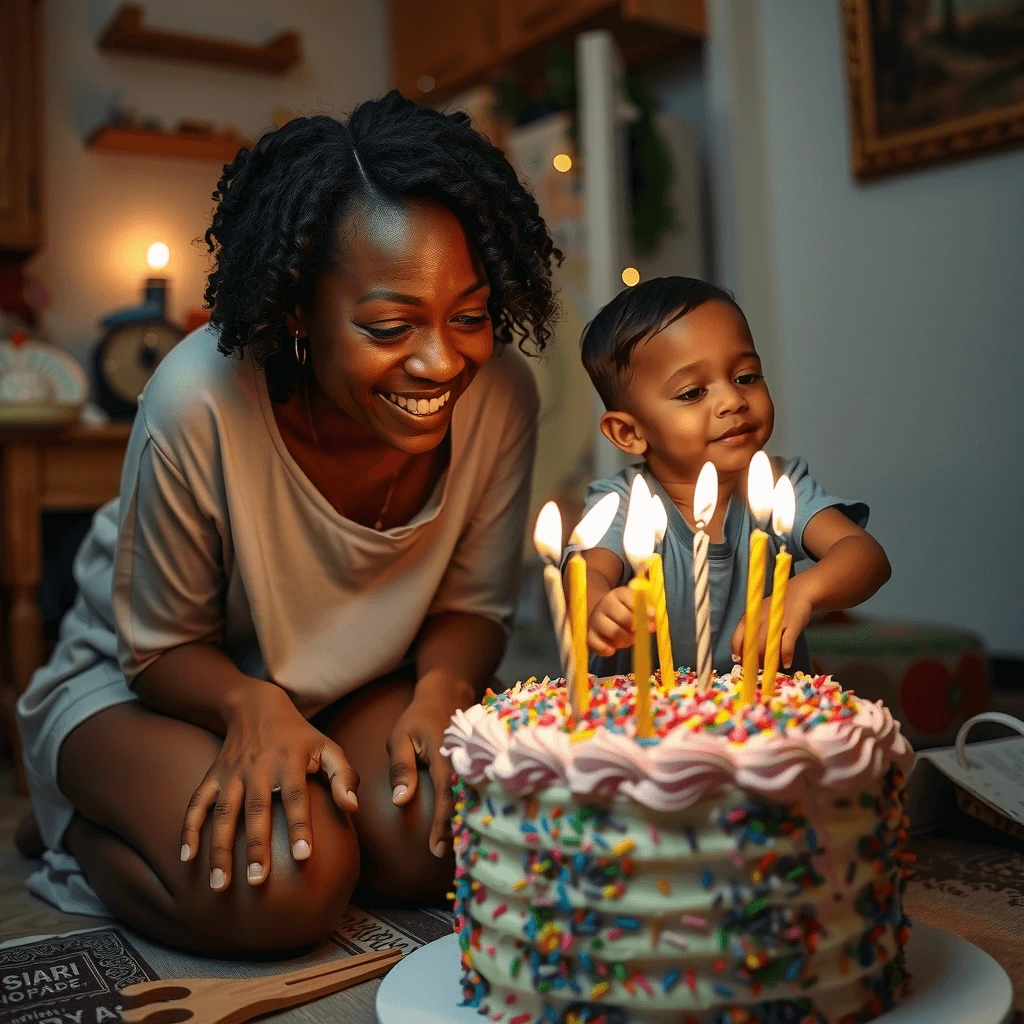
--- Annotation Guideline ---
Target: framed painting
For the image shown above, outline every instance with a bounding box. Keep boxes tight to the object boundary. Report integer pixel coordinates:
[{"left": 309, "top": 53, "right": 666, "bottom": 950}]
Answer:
[{"left": 841, "top": 0, "right": 1024, "bottom": 180}]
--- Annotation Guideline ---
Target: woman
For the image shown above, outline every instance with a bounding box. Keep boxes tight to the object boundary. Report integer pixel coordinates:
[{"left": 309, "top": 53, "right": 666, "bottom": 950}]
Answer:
[{"left": 17, "top": 92, "right": 560, "bottom": 955}]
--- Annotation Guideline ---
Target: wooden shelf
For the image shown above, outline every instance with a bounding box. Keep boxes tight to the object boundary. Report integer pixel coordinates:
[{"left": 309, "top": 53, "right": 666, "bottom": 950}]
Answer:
[
  {"left": 86, "top": 125, "right": 250, "bottom": 162},
  {"left": 98, "top": 4, "right": 301, "bottom": 75}
]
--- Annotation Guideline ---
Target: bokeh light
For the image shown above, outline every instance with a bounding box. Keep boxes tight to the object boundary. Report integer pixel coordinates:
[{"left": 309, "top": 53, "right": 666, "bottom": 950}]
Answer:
[{"left": 146, "top": 242, "right": 170, "bottom": 270}]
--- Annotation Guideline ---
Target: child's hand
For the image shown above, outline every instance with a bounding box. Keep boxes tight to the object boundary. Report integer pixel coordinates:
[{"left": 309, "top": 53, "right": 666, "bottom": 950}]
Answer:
[
  {"left": 729, "top": 585, "right": 814, "bottom": 671},
  {"left": 588, "top": 586, "right": 656, "bottom": 657}
]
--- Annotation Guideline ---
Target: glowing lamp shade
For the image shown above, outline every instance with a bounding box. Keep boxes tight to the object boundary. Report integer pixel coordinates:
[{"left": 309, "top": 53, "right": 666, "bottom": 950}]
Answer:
[
  {"left": 772, "top": 476, "right": 796, "bottom": 539},
  {"left": 569, "top": 492, "right": 619, "bottom": 550},
  {"left": 553, "top": 153, "right": 573, "bottom": 173},
  {"left": 147, "top": 242, "right": 170, "bottom": 271},
  {"left": 694, "top": 461, "right": 719, "bottom": 529},
  {"left": 622, "top": 475, "right": 655, "bottom": 570},
  {"left": 746, "top": 451, "right": 774, "bottom": 529},
  {"left": 621, "top": 267, "right": 640, "bottom": 287},
  {"left": 533, "top": 500, "right": 563, "bottom": 565}
]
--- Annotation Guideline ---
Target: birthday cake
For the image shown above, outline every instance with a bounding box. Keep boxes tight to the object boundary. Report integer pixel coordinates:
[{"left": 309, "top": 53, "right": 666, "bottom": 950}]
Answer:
[{"left": 442, "top": 670, "right": 915, "bottom": 1024}]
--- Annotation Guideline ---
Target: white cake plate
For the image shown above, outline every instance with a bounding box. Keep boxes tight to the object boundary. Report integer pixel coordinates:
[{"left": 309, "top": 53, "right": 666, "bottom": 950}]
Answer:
[{"left": 376, "top": 923, "right": 1013, "bottom": 1024}]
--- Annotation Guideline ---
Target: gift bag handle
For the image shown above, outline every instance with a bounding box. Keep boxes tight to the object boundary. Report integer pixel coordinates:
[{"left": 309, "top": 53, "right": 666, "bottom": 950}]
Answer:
[{"left": 955, "top": 712, "right": 1024, "bottom": 770}]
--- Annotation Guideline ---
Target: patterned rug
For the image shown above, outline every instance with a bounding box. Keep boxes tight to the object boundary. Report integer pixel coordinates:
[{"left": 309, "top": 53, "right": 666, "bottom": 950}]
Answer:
[{"left": 905, "top": 833, "right": 1024, "bottom": 1021}]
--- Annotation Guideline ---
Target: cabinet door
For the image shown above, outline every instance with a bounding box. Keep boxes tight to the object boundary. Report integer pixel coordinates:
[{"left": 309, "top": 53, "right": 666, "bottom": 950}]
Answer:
[
  {"left": 0, "top": 0, "right": 42, "bottom": 253},
  {"left": 498, "top": 0, "right": 611, "bottom": 56},
  {"left": 391, "top": 0, "right": 499, "bottom": 99}
]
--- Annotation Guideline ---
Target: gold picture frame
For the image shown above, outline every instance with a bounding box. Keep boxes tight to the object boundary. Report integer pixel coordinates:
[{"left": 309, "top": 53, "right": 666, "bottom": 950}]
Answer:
[{"left": 841, "top": 0, "right": 1024, "bottom": 180}]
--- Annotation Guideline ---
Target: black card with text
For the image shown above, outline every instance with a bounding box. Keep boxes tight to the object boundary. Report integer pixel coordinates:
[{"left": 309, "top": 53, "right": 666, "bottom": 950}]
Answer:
[{"left": 0, "top": 928, "right": 158, "bottom": 1024}]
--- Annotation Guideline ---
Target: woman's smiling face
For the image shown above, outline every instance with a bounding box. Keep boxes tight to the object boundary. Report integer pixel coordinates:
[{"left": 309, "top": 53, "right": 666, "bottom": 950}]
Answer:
[{"left": 297, "top": 198, "right": 494, "bottom": 454}]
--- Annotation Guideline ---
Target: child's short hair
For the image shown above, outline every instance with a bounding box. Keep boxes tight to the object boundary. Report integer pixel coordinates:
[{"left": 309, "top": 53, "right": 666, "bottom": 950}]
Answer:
[{"left": 581, "top": 276, "right": 744, "bottom": 410}]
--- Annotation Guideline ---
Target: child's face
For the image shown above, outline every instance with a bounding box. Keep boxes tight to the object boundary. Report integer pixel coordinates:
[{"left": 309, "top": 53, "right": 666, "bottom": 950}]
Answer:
[{"left": 604, "top": 300, "right": 774, "bottom": 481}]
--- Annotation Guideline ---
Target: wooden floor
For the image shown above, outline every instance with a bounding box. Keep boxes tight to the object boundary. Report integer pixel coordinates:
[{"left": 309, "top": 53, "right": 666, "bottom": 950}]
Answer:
[{"left": 0, "top": 757, "right": 98, "bottom": 944}]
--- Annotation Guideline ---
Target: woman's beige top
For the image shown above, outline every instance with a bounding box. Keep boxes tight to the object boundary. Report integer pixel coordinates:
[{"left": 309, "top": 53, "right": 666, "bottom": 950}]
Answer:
[
  {"left": 112, "top": 325, "right": 539, "bottom": 714},
  {"left": 16, "top": 323, "right": 538, "bottom": 915}
]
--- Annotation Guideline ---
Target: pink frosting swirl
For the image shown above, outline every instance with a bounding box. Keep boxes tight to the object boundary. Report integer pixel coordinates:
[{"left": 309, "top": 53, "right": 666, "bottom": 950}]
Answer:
[
  {"left": 442, "top": 705, "right": 509, "bottom": 785},
  {"left": 490, "top": 727, "right": 571, "bottom": 795},
  {"left": 565, "top": 731, "right": 653, "bottom": 802},
  {"left": 621, "top": 730, "right": 735, "bottom": 811}
]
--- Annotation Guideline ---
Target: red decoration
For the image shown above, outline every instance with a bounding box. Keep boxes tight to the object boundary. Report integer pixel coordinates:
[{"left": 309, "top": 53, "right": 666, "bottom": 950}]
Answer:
[{"left": 900, "top": 653, "right": 990, "bottom": 736}]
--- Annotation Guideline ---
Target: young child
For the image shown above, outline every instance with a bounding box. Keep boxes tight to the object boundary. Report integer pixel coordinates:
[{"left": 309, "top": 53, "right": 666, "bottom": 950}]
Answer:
[{"left": 568, "top": 276, "right": 890, "bottom": 679}]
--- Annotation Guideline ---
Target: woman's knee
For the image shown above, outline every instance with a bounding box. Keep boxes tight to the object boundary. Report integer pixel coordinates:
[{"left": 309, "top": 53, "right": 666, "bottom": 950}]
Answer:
[
  {"left": 70, "top": 781, "right": 361, "bottom": 956},
  {"left": 356, "top": 765, "right": 453, "bottom": 902}
]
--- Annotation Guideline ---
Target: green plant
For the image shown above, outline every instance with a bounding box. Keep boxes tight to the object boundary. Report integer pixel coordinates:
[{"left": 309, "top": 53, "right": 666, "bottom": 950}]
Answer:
[{"left": 493, "top": 44, "right": 675, "bottom": 256}]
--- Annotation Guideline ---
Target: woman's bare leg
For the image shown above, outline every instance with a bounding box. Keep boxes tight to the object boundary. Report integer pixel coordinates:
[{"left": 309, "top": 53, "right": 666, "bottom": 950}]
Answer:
[
  {"left": 55, "top": 675, "right": 456, "bottom": 954},
  {"left": 58, "top": 703, "right": 358, "bottom": 955}
]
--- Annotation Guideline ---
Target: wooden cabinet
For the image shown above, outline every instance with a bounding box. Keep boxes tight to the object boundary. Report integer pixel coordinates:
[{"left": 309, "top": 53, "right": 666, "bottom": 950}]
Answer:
[
  {"left": 390, "top": 0, "right": 705, "bottom": 101},
  {"left": 391, "top": 0, "right": 500, "bottom": 100},
  {"left": 0, "top": 0, "right": 43, "bottom": 254},
  {"left": 498, "top": 0, "right": 609, "bottom": 57}
]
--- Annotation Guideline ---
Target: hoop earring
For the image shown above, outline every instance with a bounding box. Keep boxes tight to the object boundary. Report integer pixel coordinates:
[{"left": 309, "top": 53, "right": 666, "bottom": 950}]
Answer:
[{"left": 294, "top": 329, "right": 307, "bottom": 366}]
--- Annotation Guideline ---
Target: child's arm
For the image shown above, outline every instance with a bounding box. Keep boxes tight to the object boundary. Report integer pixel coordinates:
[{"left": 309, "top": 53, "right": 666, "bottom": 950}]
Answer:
[
  {"left": 730, "top": 507, "right": 891, "bottom": 670},
  {"left": 568, "top": 547, "right": 656, "bottom": 658}
]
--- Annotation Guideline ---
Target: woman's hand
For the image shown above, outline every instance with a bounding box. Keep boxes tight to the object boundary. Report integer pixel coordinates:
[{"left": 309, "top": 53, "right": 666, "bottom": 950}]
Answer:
[
  {"left": 587, "top": 586, "right": 656, "bottom": 657},
  {"left": 179, "top": 680, "right": 360, "bottom": 891},
  {"left": 387, "top": 679, "right": 475, "bottom": 860},
  {"left": 729, "top": 582, "right": 814, "bottom": 671}
]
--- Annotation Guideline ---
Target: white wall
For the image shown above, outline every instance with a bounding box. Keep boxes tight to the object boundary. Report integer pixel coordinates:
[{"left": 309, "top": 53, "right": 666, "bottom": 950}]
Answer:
[
  {"left": 30, "top": 0, "right": 388, "bottom": 369},
  {"left": 708, "top": 0, "right": 1024, "bottom": 655}
]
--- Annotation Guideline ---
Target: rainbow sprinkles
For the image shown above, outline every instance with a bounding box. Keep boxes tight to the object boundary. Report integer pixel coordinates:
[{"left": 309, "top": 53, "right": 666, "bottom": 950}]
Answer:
[{"left": 443, "top": 671, "right": 916, "bottom": 1024}]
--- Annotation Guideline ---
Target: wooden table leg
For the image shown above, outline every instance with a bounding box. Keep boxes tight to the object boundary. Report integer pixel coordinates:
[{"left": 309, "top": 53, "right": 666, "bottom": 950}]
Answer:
[{"left": 1, "top": 441, "right": 42, "bottom": 794}]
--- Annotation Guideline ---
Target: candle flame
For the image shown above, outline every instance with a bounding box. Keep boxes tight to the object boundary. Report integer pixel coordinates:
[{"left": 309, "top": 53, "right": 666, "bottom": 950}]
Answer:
[
  {"left": 694, "top": 461, "right": 718, "bottom": 528},
  {"left": 533, "top": 500, "right": 563, "bottom": 564},
  {"left": 747, "top": 451, "right": 774, "bottom": 529},
  {"left": 569, "top": 492, "right": 620, "bottom": 549},
  {"left": 623, "top": 474, "right": 655, "bottom": 570},
  {"left": 772, "top": 476, "right": 796, "bottom": 539},
  {"left": 650, "top": 495, "right": 668, "bottom": 546}
]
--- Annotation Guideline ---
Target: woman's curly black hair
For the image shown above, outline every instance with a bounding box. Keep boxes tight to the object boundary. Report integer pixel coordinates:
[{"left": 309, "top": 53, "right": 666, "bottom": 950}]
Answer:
[{"left": 204, "top": 90, "right": 562, "bottom": 401}]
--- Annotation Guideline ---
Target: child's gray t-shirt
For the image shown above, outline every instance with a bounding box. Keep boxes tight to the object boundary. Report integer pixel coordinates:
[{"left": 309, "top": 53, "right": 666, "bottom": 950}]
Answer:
[{"left": 568, "top": 457, "right": 868, "bottom": 679}]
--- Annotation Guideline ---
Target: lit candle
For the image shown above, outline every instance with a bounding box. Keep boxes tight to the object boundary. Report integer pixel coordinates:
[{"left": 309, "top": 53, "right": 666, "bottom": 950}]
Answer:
[
  {"left": 631, "top": 577, "right": 654, "bottom": 737},
  {"left": 741, "top": 451, "right": 775, "bottom": 706},
  {"left": 533, "top": 502, "right": 575, "bottom": 704},
  {"left": 566, "top": 493, "right": 621, "bottom": 716},
  {"left": 692, "top": 461, "right": 719, "bottom": 694},
  {"left": 648, "top": 495, "right": 674, "bottom": 690},
  {"left": 623, "top": 475, "right": 656, "bottom": 737},
  {"left": 761, "top": 476, "right": 795, "bottom": 700}
]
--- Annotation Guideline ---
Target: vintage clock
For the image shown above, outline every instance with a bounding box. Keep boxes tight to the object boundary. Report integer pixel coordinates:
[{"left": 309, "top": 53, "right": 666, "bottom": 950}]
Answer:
[{"left": 94, "top": 317, "right": 183, "bottom": 419}]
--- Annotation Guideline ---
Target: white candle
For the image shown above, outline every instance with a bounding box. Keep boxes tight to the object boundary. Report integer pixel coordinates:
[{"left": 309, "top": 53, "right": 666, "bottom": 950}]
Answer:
[
  {"left": 533, "top": 502, "right": 574, "bottom": 703},
  {"left": 692, "top": 461, "right": 719, "bottom": 694}
]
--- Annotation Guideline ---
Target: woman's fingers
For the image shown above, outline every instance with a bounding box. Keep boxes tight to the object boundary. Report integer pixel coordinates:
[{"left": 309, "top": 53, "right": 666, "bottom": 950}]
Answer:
[
  {"left": 180, "top": 775, "right": 218, "bottom": 864},
  {"left": 278, "top": 768, "right": 316, "bottom": 863},
  {"left": 386, "top": 728, "right": 419, "bottom": 807},
  {"left": 243, "top": 776, "right": 274, "bottom": 886},
  {"left": 317, "top": 739, "right": 360, "bottom": 815},
  {"left": 208, "top": 776, "right": 244, "bottom": 891},
  {"left": 427, "top": 748, "right": 454, "bottom": 859}
]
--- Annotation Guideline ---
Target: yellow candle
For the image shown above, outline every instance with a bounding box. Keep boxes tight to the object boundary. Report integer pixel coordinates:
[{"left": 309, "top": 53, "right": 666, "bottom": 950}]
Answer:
[
  {"left": 741, "top": 529, "right": 768, "bottom": 705},
  {"left": 631, "top": 576, "right": 654, "bottom": 737},
  {"left": 647, "top": 553, "right": 674, "bottom": 689},
  {"left": 762, "top": 475, "right": 797, "bottom": 701},
  {"left": 741, "top": 452, "right": 775, "bottom": 707},
  {"left": 760, "top": 546, "right": 792, "bottom": 700},
  {"left": 568, "top": 552, "right": 590, "bottom": 716}
]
